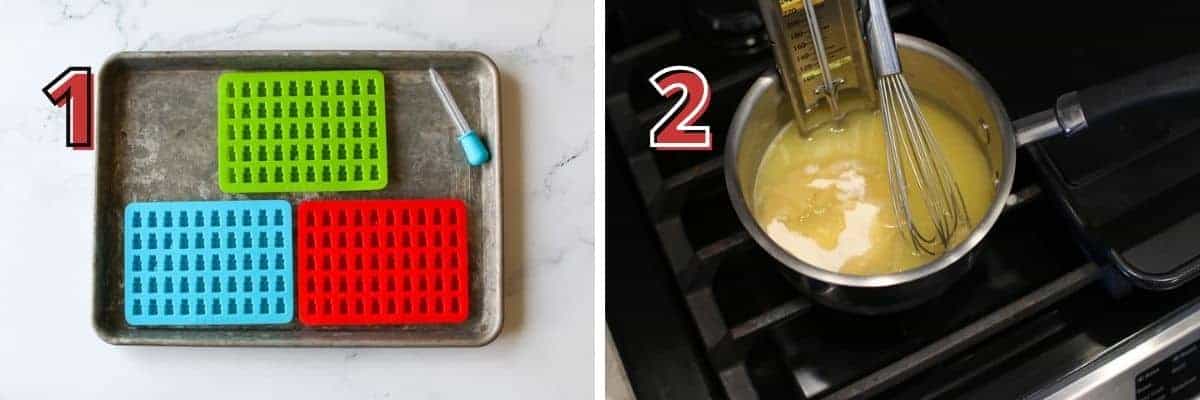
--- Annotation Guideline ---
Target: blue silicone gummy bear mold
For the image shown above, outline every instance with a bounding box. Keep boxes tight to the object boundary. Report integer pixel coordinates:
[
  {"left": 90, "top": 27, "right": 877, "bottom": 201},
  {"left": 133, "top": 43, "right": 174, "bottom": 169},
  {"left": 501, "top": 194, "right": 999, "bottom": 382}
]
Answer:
[{"left": 124, "top": 200, "right": 294, "bottom": 326}]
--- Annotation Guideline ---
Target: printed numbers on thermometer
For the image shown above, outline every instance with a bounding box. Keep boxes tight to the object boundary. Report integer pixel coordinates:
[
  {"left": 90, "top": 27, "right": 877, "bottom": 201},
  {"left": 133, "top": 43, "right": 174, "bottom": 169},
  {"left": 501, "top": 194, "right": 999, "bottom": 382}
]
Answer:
[
  {"left": 42, "top": 66, "right": 94, "bottom": 150},
  {"left": 649, "top": 66, "right": 712, "bottom": 151}
]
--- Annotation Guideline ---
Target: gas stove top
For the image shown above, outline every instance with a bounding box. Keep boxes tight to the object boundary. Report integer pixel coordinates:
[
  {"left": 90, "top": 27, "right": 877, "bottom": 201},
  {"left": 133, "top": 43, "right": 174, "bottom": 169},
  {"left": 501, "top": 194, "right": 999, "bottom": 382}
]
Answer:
[{"left": 605, "top": 0, "right": 1200, "bottom": 398}]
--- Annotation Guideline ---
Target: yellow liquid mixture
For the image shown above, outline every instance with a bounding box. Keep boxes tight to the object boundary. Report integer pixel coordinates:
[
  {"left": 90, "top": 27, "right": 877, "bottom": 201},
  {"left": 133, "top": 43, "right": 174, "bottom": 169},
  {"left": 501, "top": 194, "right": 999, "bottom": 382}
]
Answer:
[{"left": 752, "top": 96, "right": 995, "bottom": 275}]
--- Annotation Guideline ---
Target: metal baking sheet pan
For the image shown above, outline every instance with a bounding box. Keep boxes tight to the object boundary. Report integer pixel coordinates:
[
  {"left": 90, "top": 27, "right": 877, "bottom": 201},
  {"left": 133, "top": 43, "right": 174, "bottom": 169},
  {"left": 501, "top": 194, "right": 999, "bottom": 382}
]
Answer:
[{"left": 93, "top": 50, "right": 502, "bottom": 346}]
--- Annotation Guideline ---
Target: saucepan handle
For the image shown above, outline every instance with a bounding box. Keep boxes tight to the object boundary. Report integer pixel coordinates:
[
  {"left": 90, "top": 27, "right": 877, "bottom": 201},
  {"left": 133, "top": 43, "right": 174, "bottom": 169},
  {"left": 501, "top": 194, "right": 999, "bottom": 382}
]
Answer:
[{"left": 1015, "top": 52, "right": 1200, "bottom": 146}]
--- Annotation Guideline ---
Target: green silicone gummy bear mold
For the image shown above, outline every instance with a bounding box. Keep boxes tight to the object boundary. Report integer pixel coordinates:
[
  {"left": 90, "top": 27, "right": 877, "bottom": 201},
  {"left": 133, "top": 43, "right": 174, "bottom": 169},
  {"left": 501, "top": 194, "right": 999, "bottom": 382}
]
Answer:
[{"left": 217, "top": 70, "right": 389, "bottom": 193}]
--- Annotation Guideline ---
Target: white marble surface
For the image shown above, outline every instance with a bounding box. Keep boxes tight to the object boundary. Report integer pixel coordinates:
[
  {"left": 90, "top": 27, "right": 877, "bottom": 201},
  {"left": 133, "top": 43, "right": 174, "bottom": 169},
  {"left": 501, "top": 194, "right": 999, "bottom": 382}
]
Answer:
[{"left": 0, "top": 0, "right": 593, "bottom": 398}]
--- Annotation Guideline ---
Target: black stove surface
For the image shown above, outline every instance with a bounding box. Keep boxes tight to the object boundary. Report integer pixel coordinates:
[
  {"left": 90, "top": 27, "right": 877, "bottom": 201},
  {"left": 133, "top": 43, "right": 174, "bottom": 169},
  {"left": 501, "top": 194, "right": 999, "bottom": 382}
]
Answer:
[{"left": 606, "top": 0, "right": 1200, "bottom": 398}]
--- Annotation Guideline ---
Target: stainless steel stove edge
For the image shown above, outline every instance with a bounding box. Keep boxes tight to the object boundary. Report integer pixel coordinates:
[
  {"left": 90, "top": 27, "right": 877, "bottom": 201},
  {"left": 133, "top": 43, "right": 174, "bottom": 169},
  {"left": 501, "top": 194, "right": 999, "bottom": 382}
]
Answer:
[{"left": 1031, "top": 295, "right": 1200, "bottom": 399}]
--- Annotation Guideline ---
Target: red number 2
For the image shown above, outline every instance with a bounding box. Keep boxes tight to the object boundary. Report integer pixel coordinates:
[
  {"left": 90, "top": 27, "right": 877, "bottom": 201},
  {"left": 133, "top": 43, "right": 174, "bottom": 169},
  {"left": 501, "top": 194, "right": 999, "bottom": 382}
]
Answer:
[
  {"left": 42, "top": 67, "right": 94, "bottom": 150},
  {"left": 649, "top": 66, "right": 711, "bottom": 151}
]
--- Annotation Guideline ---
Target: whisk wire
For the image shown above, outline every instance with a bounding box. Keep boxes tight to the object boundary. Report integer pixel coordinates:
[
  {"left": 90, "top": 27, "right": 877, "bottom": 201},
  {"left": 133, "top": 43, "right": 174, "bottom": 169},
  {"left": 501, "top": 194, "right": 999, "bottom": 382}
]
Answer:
[
  {"left": 900, "top": 76, "right": 971, "bottom": 238},
  {"left": 894, "top": 77, "right": 951, "bottom": 243},
  {"left": 879, "top": 74, "right": 971, "bottom": 255}
]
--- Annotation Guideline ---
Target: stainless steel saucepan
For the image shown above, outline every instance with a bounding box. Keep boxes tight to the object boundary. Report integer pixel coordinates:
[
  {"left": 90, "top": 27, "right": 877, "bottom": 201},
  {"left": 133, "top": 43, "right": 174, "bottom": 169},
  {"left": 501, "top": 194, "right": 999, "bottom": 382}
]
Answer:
[{"left": 725, "top": 34, "right": 1200, "bottom": 314}]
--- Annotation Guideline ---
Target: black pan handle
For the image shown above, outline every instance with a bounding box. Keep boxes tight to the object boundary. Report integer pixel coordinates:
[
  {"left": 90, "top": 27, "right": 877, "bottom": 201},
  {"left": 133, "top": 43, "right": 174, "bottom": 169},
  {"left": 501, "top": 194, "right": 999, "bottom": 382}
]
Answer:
[
  {"left": 1077, "top": 52, "right": 1200, "bottom": 131},
  {"left": 1016, "top": 52, "right": 1200, "bottom": 146}
]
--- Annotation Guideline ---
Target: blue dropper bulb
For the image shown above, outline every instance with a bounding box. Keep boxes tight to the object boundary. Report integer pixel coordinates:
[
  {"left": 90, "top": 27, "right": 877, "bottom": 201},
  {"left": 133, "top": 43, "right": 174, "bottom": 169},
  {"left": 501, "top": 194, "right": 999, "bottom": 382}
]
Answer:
[{"left": 458, "top": 130, "right": 490, "bottom": 166}]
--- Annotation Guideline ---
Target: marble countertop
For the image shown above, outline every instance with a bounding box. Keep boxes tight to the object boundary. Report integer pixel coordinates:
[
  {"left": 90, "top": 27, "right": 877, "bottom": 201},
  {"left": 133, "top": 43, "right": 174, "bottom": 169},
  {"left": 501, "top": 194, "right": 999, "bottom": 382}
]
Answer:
[{"left": 0, "top": 0, "right": 593, "bottom": 398}]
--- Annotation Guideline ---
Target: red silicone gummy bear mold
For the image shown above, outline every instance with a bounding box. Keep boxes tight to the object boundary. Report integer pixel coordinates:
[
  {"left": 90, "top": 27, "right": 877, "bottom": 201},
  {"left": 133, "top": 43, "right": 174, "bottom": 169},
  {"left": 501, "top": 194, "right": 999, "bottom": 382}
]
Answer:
[{"left": 296, "top": 199, "right": 469, "bottom": 326}]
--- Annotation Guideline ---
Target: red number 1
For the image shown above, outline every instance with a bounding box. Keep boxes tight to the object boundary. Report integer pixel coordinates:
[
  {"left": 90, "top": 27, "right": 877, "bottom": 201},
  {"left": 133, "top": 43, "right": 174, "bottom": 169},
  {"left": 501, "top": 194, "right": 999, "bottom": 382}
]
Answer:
[
  {"left": 43, "top": 67, "right": 94, "bottom": 150},
  {"left": 649, "top": 66, "right": 712, "bottom": 151}
]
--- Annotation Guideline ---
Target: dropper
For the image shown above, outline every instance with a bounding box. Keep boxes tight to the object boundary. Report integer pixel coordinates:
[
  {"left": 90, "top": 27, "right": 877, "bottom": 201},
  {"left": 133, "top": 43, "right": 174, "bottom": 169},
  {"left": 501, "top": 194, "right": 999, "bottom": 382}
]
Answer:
[{"left": 429, "top": 68, "right": 491, "bottom": 166}]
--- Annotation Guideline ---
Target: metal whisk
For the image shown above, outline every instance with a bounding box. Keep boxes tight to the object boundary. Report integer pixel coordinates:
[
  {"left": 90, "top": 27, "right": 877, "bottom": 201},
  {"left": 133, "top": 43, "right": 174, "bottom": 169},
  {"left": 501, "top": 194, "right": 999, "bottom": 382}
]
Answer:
[{"left": 863, "top": 0, "right": 969, "bottom": 254}]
